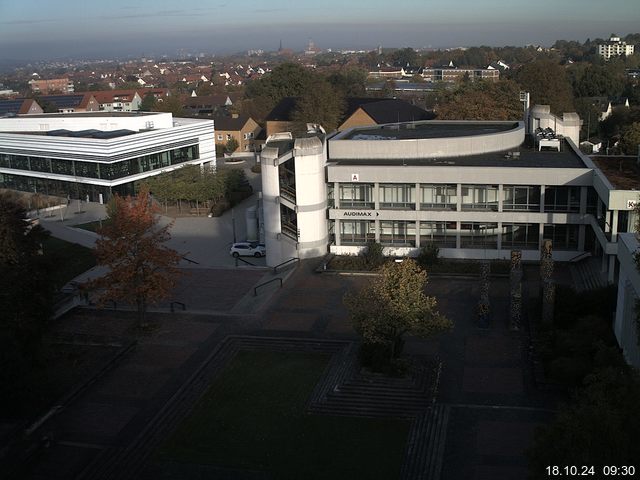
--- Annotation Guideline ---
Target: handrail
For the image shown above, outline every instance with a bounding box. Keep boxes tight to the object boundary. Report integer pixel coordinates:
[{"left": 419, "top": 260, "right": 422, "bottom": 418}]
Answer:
[
  {"left": 235, "top": 256, "right": 255, "bottom": 267},
  {"left": 181, "top": 255, "right": 199, "bottom": 265},
  {"left": 254, "top": 277, "right": 282, "bottom": 296},
  {"left": 273, "top": 257, "right": 299, "bottom": 274},
  {"left": 569, "top": 251, "right": 592, "bottom": 263}
]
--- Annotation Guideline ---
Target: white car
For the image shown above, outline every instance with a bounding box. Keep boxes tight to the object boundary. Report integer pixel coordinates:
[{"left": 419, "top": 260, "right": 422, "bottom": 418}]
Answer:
[{"left": 230, "top": 242, "right": 266, "bottom": 258}]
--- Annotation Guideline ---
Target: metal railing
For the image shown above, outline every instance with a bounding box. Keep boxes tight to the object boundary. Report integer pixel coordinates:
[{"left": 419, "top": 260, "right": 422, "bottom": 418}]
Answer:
[
  {"left": 273, "top": 257, "right": 299, "bottom": 274},
  {"left": 235, "top": 256, "right": 256, "bottom": 267},
  {"left": 254, "top": 277, "right": 282, "bottom": 296}
]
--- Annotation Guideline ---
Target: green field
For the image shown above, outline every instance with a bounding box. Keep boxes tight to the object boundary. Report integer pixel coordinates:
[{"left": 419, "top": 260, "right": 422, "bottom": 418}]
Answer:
[{"left": 158, "top": 350, "right": 410, "bottom": 479}]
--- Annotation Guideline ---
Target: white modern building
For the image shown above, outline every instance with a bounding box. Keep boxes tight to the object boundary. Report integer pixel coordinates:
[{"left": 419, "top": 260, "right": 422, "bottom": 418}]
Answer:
[
  {"left": 598, "top": 35, "right": 635, "bottom": 60},
  {"left": 260, "top": 107, "right": 639, "bottom": 287},
  {"left": 614, "top": 233, "right": 640, "bottom": 368},
  {"left": 0, "top": 112, "right": 215, "bottom": 201}
]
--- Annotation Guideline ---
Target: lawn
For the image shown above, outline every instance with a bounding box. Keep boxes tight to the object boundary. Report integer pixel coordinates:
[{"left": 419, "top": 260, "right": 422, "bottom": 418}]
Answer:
[
  {"left": 157, "top": 350, "right": 411, "bottom": 479},
  {"left": 42, "top": 236, "right": 96, "bottom": 288}
]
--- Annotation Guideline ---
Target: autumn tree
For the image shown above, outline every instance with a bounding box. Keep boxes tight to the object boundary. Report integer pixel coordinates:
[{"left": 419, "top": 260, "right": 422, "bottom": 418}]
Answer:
[
  {"left": 88, "top": 187, "right": 182, "bottom": 327},
  {"left": 436, "top": 79, "right": 523, "bottom": 120},
  {"left": 344, "top": 259, "right": 452, "bottom": 370},
  {"left": 511, "top": 59, "right": 575, "bottom": 115}
]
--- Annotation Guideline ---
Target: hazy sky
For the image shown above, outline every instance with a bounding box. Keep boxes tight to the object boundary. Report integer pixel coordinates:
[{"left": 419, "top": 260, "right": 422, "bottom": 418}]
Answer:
[{"left": 0, "top": 0, "right": 638, "bottom": 60}]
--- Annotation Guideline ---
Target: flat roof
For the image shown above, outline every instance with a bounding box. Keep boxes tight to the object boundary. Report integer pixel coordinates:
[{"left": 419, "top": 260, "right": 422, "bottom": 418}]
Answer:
[
  {"left": 330, "top": 138, "right": 587, "bottom": 169},
  {"left": 16, "top": 112, "right": 160, "bottom": 118},
  {"left": 592, "top": 156, "right": 640, "bottom": 190},
  {"left": 342, "top": 122, "right": 518, "bottom": 141}
]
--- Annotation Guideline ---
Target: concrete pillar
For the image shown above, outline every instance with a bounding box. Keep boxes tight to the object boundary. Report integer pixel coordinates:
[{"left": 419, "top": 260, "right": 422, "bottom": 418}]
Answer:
[
  {"left": 335, "top": 219, "right": 341, "bottom": 246},
  {"left": 374, "top": 182, "right": 380, "bottom": 210},
  {"left": 497, "top": 222, "right": 503, "bottom": 250},
  {"left": 456, "top": 221, "right": 461, "bottom": 249},
  {"left": 456, "top": 184, "right": 462, "bottom": 211},
  {"left": 415, "top": 183, "right": 421, "bottom": 211},
  {"left": 498, "top": 184, "right": 504, "bottom": 213},
  {"left": 333, "top": 182, "right": 339, "bottom": 208},
  {"left": 611, "top": 210, "right": 619, "bottom": 242},
  {"left": 375, "top": 219, "right": 380, "bottom": 243},
  {"left": 539, "top": 185, "right": 545, "bottom": 213}
]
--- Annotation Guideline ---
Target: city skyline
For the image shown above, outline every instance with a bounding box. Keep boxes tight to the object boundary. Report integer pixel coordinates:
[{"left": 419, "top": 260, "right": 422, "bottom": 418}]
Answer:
[{"left": 0, "top": 0, "right": 639, "bottom": 60}]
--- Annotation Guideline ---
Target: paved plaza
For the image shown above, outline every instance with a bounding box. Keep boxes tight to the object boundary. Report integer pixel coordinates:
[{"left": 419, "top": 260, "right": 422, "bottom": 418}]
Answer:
[{"left": 6, "top": 166, "right": 564, "bottom": 479}]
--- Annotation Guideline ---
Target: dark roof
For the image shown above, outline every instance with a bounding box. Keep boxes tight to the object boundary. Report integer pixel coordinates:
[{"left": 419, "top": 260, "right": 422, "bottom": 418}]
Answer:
[
  {"left": 38, "top": 94, "right": 85, "bottom": 108},
  {"left": 356, "top": 99, "right": 434, "bottom": 124},
  {"left": 265, "top": 97, "right": 298, "bottom": 122},
  {"left": 46, "top": 129, "right": 136, "bottom": 139},
  {"left": 343, "top": 122, "right": 517, "bottom": 140},
  {"left": 0, "top": 99, "right": 28, "bottom": 116},
  {"left": 213, "top": 114, "right": 252, "bottom": 131}
]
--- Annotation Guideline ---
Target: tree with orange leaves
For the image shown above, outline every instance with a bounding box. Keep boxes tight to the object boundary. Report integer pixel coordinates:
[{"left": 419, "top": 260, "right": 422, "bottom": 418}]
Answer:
[{"left": 88, "top": 187, "right": 182, "bottom": 327}]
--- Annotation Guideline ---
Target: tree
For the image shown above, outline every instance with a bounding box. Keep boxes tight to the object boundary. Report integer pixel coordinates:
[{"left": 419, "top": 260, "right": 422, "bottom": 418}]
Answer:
[
  {"left": 245, "top": 62, "right": 314, "bottom": 110},
  {"left": 139, "top": 92, "right": 157, "bottom": 112},
  {"left": 618, "top": 122, "right": 640, "bottom": 155},
  {"left": 154, "top": 93, "right": 184, "bottom": 117},
  {"left": 343, "top": 259, "right": 452, "bottom": 367},
  {"left": 225, "top": 137, "right": 239, "bottom": 154},
  {"left": 88, "top": 187, "right": 182, "bottom": 327},
  {"left": 436, "top": 79, "right": 523, "bottom": 120},
  {"left": 512, "top": 59, "right": 575, "bottom": 115},
  {"left": 0, "top": 192, "right": 53, "bottom": 363},
  {"left": 391, "top": 47, "right": 418, "bottom": 67},
  {"left": 291, "top": 78, "right": 346, "bottom": 132},
  {"left": 528, "top": 367, "right": 640, "bottom": 478}
]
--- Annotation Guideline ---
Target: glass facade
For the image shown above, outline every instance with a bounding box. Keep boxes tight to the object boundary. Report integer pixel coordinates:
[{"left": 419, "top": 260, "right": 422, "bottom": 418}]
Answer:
[
  {"left": 420, "top": 221, "right": 457, "bottom": 248},
  {"left": 340, "top": 220, "right": 375, "bottom": 245},
  {"left": 460, "top": 222, "right": 499, "bottom": 249},
  {"left": 0, "top": 145, "right": 199, "bottom": 181},
  {"left": 379, "top": 221, "right": 416, "bottom": 246},
  {"left": 543, "top": 224, "right": 579, "bottom": 250},
  {"left": 503, "top": 185, "right": 541, "bottom": 211},
  {"left": 420, "top": 184, "right": 457, "bottom": 210},
  {"left": 461, "top": 185, "right": 499, "bottom": 211},
  {"left": 501, "top": 223, "right": 540, "bottom": 249},
  {"left": 379, "top": 184, "right": 415, "bottom": 209},
  {"left": 544, "top": 186, "right": 580, "bottom": 212},
  {"left": 339, "top": 183, "right": 374, "bottom": 209}
]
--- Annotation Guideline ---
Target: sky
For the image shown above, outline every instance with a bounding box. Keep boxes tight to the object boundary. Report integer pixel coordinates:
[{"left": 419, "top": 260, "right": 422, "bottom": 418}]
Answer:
[{"left": 0, "top": 0, "right": 639, "bottom": 61}]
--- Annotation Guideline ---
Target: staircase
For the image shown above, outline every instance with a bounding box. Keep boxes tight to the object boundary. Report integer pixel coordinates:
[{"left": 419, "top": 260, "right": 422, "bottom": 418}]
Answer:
[{"left": 569, "top": 257, "right": 607, "bottom": 292}]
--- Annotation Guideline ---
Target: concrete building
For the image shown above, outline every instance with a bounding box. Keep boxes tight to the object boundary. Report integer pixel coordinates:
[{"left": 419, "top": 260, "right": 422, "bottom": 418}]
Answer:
[
  {"left": 598, "top": 35, "right": 635, "bottom": 60},
  {"left": 259, "top": 107, "right": 638, "bottom": 289},
  {"left": 421, "top": 65, "right": 499, "bottom": 83},
  {"left": 0, "top": 112, "right": 215, "bottom": 202},
  {"left": 214, "top": 114, "right": 261, "bottom": 152},
  {"left": 28, "top": 78, "right": 74, "bottom": 94},
  {"left": 614, "top": 233, "right": 640, "bottom": 368}
]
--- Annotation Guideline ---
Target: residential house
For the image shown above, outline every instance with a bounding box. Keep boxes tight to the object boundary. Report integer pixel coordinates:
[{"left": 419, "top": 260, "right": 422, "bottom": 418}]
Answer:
[
  {"left": 88, "top": 90, "right": 143, "bottom": 112},
  {"left": 0, "top": 98, "right": 43, "bottom": 116},
  {"left": 338, "top": 98, "right": 434, "bottom": 131},
  {"left": 28, "top": 77, "right": 74, "bottom": 94},
  {"left": 214, "top": 114, "right": 261, "bottom": 152},
  {"left": 34, "top": 93, "right": 100, "bottom": 113}
]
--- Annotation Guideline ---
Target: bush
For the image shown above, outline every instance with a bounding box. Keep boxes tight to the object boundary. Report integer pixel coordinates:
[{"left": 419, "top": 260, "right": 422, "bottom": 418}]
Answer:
[
  {"left": 360, "top": 241, "right": 385, "bottom": 269},
  {"left": 251, "top": 164, "right": 261, "bottom": 173},
  {"left": 359, "top": 339, "right": 407, "bottom": 375},
  {"left": 417, "top": 243, "right": 439, "bottom": 268}
]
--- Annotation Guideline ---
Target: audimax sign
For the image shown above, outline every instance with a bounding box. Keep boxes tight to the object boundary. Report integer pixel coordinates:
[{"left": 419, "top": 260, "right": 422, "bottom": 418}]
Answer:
[{"left": 341, "top": 211, "right": 380, "bottom": 217}]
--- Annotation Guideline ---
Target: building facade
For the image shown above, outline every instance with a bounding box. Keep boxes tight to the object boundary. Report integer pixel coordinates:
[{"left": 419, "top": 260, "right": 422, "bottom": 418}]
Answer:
[
  {"left": 28, "top": 78, "right": 74, "bottom": 94},
  {"left": 598, "top": 35, "right": 635, "bottom": 60},
  {"left": 0, "top": 112, "right": 215, "bottom": 202},
  {"left": 259, "top": 109, "right": 638, "bottom": 289}
]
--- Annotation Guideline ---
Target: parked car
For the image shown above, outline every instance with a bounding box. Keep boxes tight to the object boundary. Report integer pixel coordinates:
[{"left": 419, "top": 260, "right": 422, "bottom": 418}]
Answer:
[{"left": 229, "top": 242, "right": 266, "bottom": 258}]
